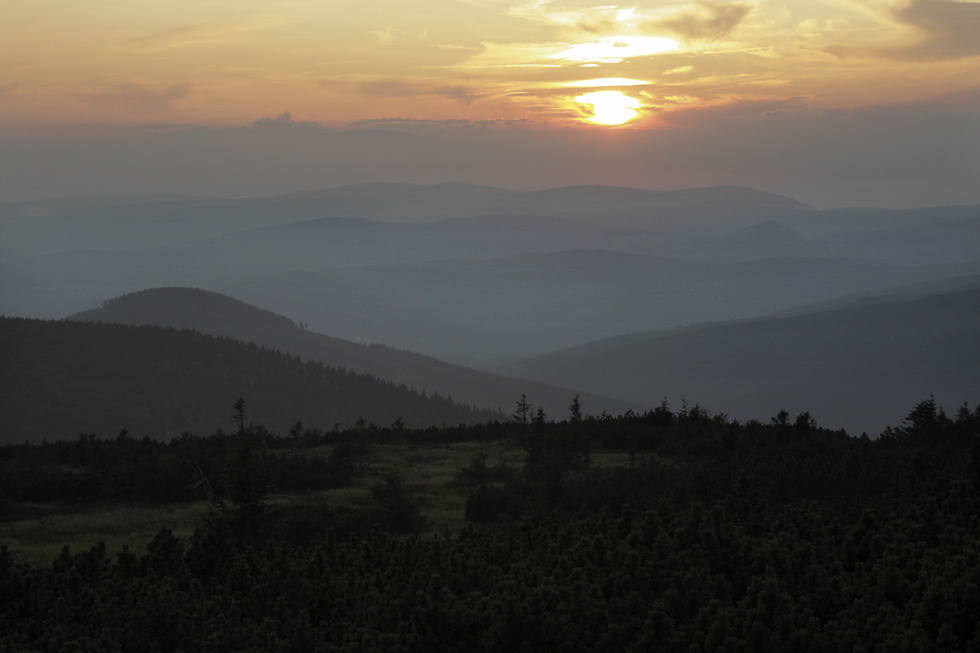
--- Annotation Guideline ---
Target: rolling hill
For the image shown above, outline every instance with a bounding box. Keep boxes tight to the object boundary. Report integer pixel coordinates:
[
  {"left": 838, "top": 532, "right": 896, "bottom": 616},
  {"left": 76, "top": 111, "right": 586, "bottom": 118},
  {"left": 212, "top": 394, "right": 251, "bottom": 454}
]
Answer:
[
  {"left": 0, "top": 316, "right": 505, "bottom": 444},
  {"left": 501, "top": 283, "right": 980, "bottom": 436},
  {"left": 222, "top": 252, "right": 970, "bottom": 364},
  {"left": 68, "top": 287, "right": 635, "bottom": 419}
]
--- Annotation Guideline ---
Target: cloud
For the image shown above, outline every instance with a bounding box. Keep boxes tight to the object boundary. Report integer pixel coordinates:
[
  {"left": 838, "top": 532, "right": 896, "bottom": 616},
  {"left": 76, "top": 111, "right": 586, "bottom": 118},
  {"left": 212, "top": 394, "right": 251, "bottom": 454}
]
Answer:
[
  {"left": 508, "top": 0, "right": 753, "bottom": 43},
  {"left": 356, "top": 77, "right": 489, "bottom": 106},
  {"left": 655, "top": 2, "right": 752, "bottom": 42},
  {"left": 251, "top": 111, "right": 326, "bottom": 131},
  {"left": 551, "top": 37, "right": 679, "bottom": 63},
  {"left": 509, "top": 1, "right": 620, "bottom": 33},
  {"left": 370, "top": 27, "right": 409, "bottom": 45},
  {"left": 350, "top": 118, "right": 472, "bottom": 128},
  {"left": 79, "top": 84, "right": 192, "bottom": 113},
  {"left": 122, "top": 19, "right": 284, "bottom": 53},
  {"left": 890, "top": 0, "right": 980, "bottom": 60},
  {"left": 74, "top": 123, "right": 193, "bottom": 131},
  {"left": 348, "top": 117, "right": 535, "bottom": 130},
  {"left": 0, "top": 83, "right": 19, "bottom": 94},
  {"left": 823, "top": 0, "right": 980, "bottom": 61}
]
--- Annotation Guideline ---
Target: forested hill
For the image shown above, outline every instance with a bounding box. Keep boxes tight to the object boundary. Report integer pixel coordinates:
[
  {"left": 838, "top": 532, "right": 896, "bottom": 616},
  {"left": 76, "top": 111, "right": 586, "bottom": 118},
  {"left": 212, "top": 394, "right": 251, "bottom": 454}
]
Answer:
[
  {"left": 69, "top": 287, "right": 634, "bottom": 417},
  {"left": 0, "top": 317, "right": 503, "bottom": 443}
]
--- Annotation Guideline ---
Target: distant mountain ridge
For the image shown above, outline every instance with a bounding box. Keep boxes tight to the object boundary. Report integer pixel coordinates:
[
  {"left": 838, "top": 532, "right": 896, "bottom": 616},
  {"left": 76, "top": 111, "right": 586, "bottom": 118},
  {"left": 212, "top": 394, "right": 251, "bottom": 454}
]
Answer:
[
  {"left": 275, "top": 182, "right": 813, "bottom": 214},
  {"left": 519, "top": 184, "right": 812, "bottom": 210},
  {"left": 70, "top": 287, "right": 635, "bottom": 418},
  {"left": 5, "top": 181, "right": 812, "bottom": 229},
  {"left": 2, "top": 183, "right": 975, "bottom": 365}
]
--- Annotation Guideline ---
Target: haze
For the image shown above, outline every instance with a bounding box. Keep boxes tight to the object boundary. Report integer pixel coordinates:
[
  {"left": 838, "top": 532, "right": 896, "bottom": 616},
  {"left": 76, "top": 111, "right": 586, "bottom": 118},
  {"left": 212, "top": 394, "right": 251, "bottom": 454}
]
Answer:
[{"left": 1, "top": 1, "right": 979, "bottom": 438}]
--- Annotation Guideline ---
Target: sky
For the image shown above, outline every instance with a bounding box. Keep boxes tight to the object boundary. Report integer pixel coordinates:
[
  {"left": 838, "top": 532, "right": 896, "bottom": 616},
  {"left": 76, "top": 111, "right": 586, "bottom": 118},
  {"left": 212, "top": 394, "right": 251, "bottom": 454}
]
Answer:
[{"left": 2, "top": 0, "right": 979, "bottom": 207}]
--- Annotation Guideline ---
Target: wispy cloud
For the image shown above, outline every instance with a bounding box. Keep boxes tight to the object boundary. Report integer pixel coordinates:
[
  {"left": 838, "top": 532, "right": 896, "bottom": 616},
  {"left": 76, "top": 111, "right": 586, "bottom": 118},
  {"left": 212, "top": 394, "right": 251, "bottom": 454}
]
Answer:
[
  {"left": 552, "top": 37, "right": 679, "bottom": 63},
  {"left": 509, "top": 0, "right": 751, "bottom": 44},
  {"left": 509, "top": 1, "right": 623, "bottom": 33},
  {"left": 74, "top": 122, "right": 192, "bottom": 131},
  {"left": 654, "top": 2, "right": 752, "bottom": 42},
  {"left": 79, "top": 84, "right": 192, "bottom": 113},
  {"left": 890, "top": 0, "right": 980, "bottom": 60},
  {"left": 822, "top": 0, "right": 980, "bottom": 61},
  {"left": 349, "top": 117, "right": 534, "bottom": 129},
  {"left": 563, "top": 78, "right": 650, "bottom": 87},
  {"left": 121, "top": 19, "right": 284, "bottom": 53},
  {"left": 359, "top": 78, "right": 488, "bottom": 105}
]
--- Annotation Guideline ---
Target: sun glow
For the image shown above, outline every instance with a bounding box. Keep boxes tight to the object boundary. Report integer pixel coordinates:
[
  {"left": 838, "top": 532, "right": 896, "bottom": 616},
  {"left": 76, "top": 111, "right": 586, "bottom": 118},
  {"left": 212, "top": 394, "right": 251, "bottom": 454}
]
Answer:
[{"left": 575, "top": 91, "right": 642, "bottom": 125}]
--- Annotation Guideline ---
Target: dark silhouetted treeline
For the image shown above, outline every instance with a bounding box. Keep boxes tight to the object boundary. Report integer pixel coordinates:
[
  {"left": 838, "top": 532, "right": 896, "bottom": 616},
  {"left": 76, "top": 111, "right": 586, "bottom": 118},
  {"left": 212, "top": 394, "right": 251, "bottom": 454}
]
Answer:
[
  {"left": 461, "top": 397, "right": 980, "bottom": 522},
  {"left": 0, "top": 426, "right": 364, "bottom": 508}
]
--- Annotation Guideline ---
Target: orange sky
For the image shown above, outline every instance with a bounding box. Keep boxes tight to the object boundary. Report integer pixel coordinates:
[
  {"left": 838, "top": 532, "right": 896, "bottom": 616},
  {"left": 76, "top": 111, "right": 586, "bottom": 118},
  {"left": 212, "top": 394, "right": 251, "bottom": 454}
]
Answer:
[
  {"left": 1, "top": 0, "right": 979, "bottom": 205},
  {"left": 4, "top": 0, "right": 979, "bottom": 127}
]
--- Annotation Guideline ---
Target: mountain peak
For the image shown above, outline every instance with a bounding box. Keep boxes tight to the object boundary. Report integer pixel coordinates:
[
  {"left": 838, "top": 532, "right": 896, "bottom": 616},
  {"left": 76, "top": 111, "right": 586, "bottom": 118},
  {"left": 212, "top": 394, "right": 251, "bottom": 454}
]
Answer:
[{"left": 71, "top": 287, "right": 297, "bottom": 333}]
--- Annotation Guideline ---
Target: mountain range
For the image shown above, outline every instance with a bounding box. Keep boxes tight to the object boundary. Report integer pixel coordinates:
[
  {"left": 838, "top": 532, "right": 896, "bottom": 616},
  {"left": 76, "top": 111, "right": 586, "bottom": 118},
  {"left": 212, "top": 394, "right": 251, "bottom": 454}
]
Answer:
[{"left": 1, "top": 182, "right": 978, "bottom": 439}]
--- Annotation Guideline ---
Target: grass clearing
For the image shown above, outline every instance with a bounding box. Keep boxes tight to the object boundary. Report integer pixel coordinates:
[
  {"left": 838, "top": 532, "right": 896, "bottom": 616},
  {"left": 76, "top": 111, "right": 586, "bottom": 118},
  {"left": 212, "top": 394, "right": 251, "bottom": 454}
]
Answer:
[
  {"left": 0, "top": 502, "right": 209, "bottom": 566},
  {"left": 340, "top": 439, "right": 523, "bottom": 534},
  {"left": 1, "top": 438, "right": 624, "bottom": 561}
]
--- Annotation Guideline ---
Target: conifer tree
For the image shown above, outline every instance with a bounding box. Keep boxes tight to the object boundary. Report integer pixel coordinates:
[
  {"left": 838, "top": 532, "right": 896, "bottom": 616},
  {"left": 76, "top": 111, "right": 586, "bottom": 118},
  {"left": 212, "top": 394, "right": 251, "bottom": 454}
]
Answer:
[
  {"left": 569, "top": 394, "right": 583, "bottom": 423},
  {"left": 513, "top": 394, "right": 532, "bottom": 425}
]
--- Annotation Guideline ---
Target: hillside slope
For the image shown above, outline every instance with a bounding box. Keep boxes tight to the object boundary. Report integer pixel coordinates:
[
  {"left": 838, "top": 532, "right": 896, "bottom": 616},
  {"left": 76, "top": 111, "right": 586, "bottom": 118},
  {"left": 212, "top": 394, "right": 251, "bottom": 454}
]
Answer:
[
  {"left": 0, "top": 317, "right": 504, "bottom": 443},
  {"left": 69, "top": 287, "right": 634, "bottom": 418},
  {"left": 224, "top": 252, "right": 969, "bottom": 364},
  {"left": 503, "top": 285, "right": 980, "bottom": 436}
]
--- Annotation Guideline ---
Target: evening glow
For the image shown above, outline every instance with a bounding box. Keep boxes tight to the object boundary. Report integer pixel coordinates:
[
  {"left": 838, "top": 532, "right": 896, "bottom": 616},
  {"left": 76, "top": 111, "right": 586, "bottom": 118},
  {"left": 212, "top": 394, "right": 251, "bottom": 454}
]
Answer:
[
  {"left": 0, "top": 0, "right": 978, "bottom": 205},
  {"left": 2, "top": 1, "right": 977, "bottom": 129}
]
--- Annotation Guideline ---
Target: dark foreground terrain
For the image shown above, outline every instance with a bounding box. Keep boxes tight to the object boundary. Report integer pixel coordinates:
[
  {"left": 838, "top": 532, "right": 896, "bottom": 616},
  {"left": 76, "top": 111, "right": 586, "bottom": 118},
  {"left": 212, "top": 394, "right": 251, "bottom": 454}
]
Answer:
[{"left": 2, "top": 397, "right": 979, "bottom": 651}]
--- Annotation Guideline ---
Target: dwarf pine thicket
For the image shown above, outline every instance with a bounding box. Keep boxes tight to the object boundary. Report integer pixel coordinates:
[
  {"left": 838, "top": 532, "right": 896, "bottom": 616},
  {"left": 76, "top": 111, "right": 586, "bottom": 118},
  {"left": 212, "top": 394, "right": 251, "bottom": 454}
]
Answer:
[{"left": 1, "top": 397, "right": 979, "bottom": 651}]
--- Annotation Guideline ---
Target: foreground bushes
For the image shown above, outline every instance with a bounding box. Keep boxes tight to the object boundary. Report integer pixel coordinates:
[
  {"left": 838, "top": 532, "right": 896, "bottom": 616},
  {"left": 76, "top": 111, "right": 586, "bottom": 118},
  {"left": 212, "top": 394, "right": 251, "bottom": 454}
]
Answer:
[
  {"left": 2, "top": 468, "right": 979, "bottom": 652},
  {"left": 2, "top": 398, "right": 979, "bottom": 651}
]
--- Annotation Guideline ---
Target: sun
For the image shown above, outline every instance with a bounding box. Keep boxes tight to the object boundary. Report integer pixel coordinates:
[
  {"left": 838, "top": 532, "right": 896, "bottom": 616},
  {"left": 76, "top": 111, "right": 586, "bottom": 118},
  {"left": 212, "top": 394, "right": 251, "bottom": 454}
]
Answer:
[{"left": 575, "top": 91, "right": 642, "bottom": 125}]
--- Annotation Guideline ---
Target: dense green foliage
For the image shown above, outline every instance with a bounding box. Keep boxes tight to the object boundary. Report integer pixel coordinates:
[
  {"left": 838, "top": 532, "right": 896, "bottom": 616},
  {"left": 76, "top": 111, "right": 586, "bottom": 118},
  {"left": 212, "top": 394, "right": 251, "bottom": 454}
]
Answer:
[
  {"left": 2, "top": 398, "right": 979, "bottom": 651},
  {"left": 0, "top": 316, "right": 503, "bottom": 443}
]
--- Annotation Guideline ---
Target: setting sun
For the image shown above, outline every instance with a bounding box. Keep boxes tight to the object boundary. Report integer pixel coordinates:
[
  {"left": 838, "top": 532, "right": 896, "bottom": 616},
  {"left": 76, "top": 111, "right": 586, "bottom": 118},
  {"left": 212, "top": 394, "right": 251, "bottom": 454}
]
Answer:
[{"left": 575, "top": 91, "right": 642, "bottom": 125}]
